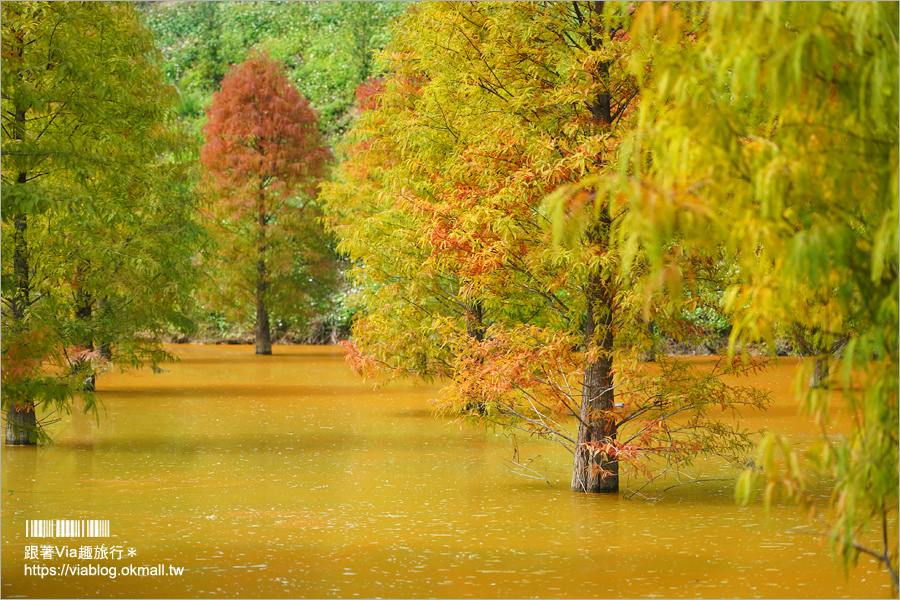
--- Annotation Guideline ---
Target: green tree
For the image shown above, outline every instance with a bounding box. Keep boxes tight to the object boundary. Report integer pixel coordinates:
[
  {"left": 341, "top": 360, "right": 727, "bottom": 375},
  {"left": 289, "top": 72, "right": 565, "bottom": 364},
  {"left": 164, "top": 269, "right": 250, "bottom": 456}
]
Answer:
[
  {"left": 617, "top": 1, "right": 897, "bottom": 584},
  {"left": 275, "top": 1, "right": 409, "bottom": 140},
  {"left": 324, "top": 1, "right": 769, "bottom": 494},
  {"left": 201, "top": 52, "right": 332, "bottom": 355},
  {"left": 2, "top": 1, "right": 204, "bottom": 444},
  {"left": 58, "top": 127, "right": 203, "bottom": 391}
]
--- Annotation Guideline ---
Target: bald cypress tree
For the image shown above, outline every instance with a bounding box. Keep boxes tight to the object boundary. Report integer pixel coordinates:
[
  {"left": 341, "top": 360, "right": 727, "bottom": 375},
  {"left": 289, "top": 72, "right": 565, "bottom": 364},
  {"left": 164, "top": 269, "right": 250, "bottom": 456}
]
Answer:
[
  {"left": 2, "top": 1, "right": 202, "bottom": 445},
  {"left": 201, "top": 52, "right": 332, "bottom": 354}
]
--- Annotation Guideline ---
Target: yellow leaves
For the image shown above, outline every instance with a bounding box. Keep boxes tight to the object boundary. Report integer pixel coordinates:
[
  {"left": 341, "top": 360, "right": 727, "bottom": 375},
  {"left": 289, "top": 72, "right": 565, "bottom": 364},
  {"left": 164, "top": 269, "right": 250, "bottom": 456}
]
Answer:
[
  {"left": 870, "top": 183, "right": 899, "bottom": 283},
  {"left": 325, "top": 1, "right": 875, "bottom": 503},
  {"left": 631, "top": 2, "right": 686, "bottom": 53}
]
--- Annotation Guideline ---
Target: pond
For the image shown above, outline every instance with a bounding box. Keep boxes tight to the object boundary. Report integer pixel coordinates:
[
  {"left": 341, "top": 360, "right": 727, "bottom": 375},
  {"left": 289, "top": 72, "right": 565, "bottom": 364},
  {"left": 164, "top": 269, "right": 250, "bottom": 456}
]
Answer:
[{"left": 1, "top": 345, "right": 892, "bottom": 598}]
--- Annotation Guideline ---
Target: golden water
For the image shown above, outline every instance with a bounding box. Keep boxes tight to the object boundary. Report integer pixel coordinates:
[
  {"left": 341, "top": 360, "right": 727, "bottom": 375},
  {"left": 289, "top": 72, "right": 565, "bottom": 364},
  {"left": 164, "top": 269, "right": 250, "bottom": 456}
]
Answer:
[{"left": 1, "top": 345, "right": 892, "bottom": 598}]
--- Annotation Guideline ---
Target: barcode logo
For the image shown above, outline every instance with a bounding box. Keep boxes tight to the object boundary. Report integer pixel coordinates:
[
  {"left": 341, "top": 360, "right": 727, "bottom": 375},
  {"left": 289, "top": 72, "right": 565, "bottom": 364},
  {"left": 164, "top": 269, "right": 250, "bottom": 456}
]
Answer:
[{"left": 26, "top": 520, "right": 110, "bottom": 538}]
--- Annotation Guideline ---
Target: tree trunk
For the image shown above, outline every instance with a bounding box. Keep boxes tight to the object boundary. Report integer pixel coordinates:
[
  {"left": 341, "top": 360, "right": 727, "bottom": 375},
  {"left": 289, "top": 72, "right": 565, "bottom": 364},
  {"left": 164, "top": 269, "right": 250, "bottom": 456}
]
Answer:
[
  {"left": 98, "top": 297, "right": 113, "bottom": 361},
  {"left": 11, "top": 212, "right": 28, "bottom": 323},
  {"left": 571, "top": 2, "right": 618, "bottom": 492},
  {"left": 465, "top": 299, "right": 485, "bottom": 342},
  {"left": 5, "top": 405, "right": 37, "bottom": 446},
  {"left": 5, "top": 36, "right": 36, "bottom": 445},
  {"left": 74, "top": 268, "right": 96, "bottom": 392},
  {"left": 255, "top": 189, "right": 272, "bottom": 355},
  {"left": 255, "top": 264, "right": 272, "bottom": 355},
  {"left": 644, "top": 320, "right": 657, "bottom": 363},
  {"left": 809, "top": 356, "right": 828, "bottom": 389},
  {"left": 571, "top": 223, "right": 618, "bottom": 493},
  {"left": 463, "top": 300, "right": 486, "bottom": 414},
  {"left": 6, "top": 211, "right": 37, "bottom": 445},
  {"left": 6, "top": 182, "right": 38, "bottom": 445},
  {"left": 808, "top": 334, "right": 848, "bottom": 388}
]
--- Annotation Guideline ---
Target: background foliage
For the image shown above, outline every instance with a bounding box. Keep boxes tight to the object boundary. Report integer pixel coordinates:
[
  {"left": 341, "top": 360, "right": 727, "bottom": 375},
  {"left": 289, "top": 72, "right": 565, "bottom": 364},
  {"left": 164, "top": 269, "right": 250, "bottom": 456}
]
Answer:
[{"left": 139, "top": 1, "right": 408, "bottom": 143}]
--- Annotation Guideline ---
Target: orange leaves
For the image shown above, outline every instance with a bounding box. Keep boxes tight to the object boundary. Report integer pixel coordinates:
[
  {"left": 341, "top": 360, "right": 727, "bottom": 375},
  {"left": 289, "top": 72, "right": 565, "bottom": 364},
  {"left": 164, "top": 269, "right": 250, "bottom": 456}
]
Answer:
[
  {"left": 67, "top": 346, "right": 101, "bottom": 363},
  {"left": 65, "top": 346, "right": 107, "bottom": 375},
  {"left": 2, "top": 337, "right": 45, "bottom": 386},
  {"left": 339, "top": 340, "right": 380, "bottom": 379},
  {"left": 586, "top": 440, "right": 635, "bottom": 461},
  {"left": 590, "top": 464, "right": 617, "bottom": 480},
  {"left": 7, "top": 401, "right": 35, "bottom": 414},
  {"left": 441, "top": 325, "right": 583, "bottom": 432},
  {"left": 201, "top": 50, "right": 330, "bottom": 204},
  {"left": 355, "top": 75, "right": 384, "bottom": 111}
]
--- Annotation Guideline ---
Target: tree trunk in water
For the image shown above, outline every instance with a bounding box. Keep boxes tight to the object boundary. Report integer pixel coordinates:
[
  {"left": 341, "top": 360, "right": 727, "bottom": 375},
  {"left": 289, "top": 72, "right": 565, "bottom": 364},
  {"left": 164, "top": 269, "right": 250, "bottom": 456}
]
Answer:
[
  {"left": 6, "top": 43, "right": 37, "bottom": 445},
  {"left": 255, "top": 190, "right": 272, "bottom": 355},
  {"left": 6, "top": 211, "right": 37, "bottom": 445},
  {"left": 255, "top": 266, "right": 272, "bottom": 355},
  {"left": 571, "top": 5, "right": 618, "bottom": 492},
  {"left": 809, "top": 357, "right": 828, "bottom": 389},
  {"left": 6, "top": 188, "right": 38, "bottom": 446},
  {"left": 5, "top": 406, "right": 37, "bottom": 446},
  {"left": 808, "top": 335, "right": 847, "bottom": 388},
  {"left": 571, "top": 233, "right": 618, "bottom": 493},
  {"left": 74, "top": 265, "right": 96, "bottom": 391},
  {"left": 463, "top": 300, "right": 486, "bottom": 414}
]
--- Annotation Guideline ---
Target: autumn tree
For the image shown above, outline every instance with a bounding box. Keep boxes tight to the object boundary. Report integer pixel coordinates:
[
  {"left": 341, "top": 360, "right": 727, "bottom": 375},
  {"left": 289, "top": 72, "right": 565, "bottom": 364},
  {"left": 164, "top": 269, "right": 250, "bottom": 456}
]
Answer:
[
  {"left": 323, "top": 1, "right": 769, "bottom": 494},
  {"left": 201, "top": 52, "right": 331, "bottom": 355},
  {"left": 614, "top": 1, "right": 897, "bottom": 584},
  {"left": 1, "top": 1, "right": 203, "bottom": 444}
]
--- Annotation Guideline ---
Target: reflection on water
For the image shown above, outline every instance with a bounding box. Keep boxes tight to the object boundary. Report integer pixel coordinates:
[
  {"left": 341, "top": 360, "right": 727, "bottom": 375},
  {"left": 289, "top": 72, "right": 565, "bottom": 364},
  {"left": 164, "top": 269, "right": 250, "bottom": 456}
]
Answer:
[{"left": 1, "top": 345, "right": 892, "bottom": 598}]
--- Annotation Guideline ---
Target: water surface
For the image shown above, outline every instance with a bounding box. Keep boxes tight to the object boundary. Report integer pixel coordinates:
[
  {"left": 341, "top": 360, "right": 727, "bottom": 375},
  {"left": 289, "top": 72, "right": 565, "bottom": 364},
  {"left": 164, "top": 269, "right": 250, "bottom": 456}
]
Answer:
[{"left": 1, "top": 345, "right": 892, "bottom": 598}]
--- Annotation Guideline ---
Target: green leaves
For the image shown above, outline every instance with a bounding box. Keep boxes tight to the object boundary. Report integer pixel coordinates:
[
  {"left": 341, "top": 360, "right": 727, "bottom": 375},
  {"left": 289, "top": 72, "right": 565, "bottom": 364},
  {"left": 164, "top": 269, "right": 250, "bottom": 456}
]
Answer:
[
  {"left": 2, "top": 1, "right": 205, "bottom": 443},
  {"left": 620, "top": 0, "right": 898, "bottom": 584}
]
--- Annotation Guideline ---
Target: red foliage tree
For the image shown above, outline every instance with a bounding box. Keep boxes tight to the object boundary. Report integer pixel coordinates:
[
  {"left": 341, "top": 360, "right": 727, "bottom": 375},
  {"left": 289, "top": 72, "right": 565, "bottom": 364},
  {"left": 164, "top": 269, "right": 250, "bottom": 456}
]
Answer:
[{"left": 202, "top": 51, "right": 331, "bottom": 354}]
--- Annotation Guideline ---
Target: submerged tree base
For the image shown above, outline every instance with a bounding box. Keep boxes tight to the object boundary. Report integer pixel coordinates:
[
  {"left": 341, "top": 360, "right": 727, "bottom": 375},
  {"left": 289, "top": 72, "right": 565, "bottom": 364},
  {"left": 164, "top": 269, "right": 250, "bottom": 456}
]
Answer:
[{"left": 5, "top": 406, "right": 37, "bottom": 445}]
